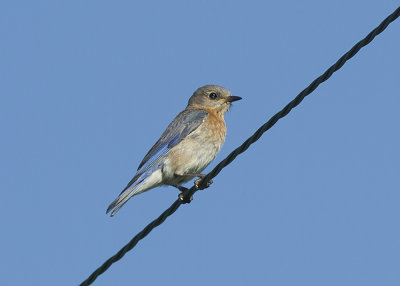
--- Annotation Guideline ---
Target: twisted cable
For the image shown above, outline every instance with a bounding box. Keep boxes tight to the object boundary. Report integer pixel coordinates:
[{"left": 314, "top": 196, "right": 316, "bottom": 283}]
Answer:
[{"left": 80, "top": 6, "right": 400, "bottom": 285}]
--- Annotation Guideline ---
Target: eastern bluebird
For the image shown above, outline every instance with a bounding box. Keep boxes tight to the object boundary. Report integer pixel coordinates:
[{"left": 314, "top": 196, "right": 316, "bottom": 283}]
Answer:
[{"left": 106, "top": 85, "right": 242, "bottom": 216}]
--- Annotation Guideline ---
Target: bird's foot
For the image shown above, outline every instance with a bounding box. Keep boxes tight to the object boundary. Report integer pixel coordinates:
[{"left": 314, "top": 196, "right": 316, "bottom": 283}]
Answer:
[
  {"left": 178, "top": 193, "right": 193, "bottom": 204},
  {"left": 176, "top": 186, "right": 193, "bottom": 204},
  {"left": 174, "top": 172, "right": 213, "bottom": 190},
  {"left": 194, "top": 175, "right": 213, "bottom": 190}
]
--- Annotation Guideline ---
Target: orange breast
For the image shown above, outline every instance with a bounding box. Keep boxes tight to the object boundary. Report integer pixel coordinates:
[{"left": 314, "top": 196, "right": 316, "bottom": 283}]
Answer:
[{"left": 201, "top": 108, "right": 227, "bottom": 144}]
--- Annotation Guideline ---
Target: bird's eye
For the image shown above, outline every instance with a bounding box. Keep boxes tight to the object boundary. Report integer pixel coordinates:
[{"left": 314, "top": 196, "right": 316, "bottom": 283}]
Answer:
[{"left": 209, "top": 92, "right": 217, "bottom": 99}]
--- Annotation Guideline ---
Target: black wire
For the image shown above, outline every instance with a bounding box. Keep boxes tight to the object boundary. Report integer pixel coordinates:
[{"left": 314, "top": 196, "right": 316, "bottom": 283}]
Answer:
[{"left": 80, "top": 6, "right": 400, "bottom": 286}]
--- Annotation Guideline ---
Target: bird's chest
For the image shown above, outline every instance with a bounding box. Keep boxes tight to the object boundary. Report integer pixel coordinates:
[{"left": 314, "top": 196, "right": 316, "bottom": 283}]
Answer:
[
  {"left": 195, "top": 114, "right": 226, "bottom": 153},
  {"left": 167, "top": 113, "right": 226, "bottom": 175},
  {"left": 191, "top": 113, "right": 226, "bottom": 160}
]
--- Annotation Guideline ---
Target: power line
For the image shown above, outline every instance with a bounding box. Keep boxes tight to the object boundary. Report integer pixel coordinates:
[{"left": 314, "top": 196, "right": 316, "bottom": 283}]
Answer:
[{"left": 80, "top": 6, "right": 400, "bottom": 286}]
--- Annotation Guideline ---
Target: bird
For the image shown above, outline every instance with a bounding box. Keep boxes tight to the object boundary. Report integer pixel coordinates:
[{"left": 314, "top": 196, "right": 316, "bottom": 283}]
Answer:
[{"left": 106, "top": 85, "right": 242, "bottom": 216}]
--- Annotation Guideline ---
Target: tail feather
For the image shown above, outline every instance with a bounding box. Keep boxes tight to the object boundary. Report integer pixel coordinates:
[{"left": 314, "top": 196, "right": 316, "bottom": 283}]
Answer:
[
  {"left": 107, "top": 188, "right": 139, "bottom": 216},
  {"left": 106, "top": 180, "right": 144, "bottom": 216},
  {"left": 106, "top": 169, "right": 163, "bottom": 216}
]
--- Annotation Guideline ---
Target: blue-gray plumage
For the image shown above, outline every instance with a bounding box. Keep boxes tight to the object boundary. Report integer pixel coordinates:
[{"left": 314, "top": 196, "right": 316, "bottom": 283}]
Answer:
[
  {"left": 137, "top": 109, "right": 208, "bottom": 172},
  {"left": 107, "top": 85, "right": 241, "bottom": 216}
]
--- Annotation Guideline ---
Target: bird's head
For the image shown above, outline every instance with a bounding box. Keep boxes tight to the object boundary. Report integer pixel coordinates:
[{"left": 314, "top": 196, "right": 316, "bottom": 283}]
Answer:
[{"left": 187, "top": 85, "right": 242, "bottom": 114}]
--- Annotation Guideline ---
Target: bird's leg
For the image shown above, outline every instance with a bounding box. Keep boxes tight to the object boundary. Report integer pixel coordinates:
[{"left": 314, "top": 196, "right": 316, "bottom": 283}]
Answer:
[
  {"left": 175, "top": 185, "right": 188, "bottom": 193},
  {"left": 172, "top": 173, "right": 213, "bottom": 203},
  {"left": 172, "top": 185, "right": 193, "bottom": 204},
  {"left": 189, "top": 173, "right": 213, "bottom": 190},
  {"left": 174, "top": 172, "right": 213, "bottom": 190},
  {"left": 175, "top": 173, "right": 213, "bottom": 190}
]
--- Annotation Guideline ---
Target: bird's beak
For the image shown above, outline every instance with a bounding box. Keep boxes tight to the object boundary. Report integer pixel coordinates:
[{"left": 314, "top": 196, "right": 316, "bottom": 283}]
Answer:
[{"left": 226, "top": 96, "right": 242, "bottom": 103}]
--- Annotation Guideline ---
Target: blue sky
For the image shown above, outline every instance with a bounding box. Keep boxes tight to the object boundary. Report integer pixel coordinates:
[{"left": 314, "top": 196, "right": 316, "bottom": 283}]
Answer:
[{"left": 1, "top": 1, "right": 399, "bottom": 285}]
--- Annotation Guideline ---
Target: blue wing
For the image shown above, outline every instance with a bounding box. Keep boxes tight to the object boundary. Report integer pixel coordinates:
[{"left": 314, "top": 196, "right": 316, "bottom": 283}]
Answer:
[
  {"left": 138, "top": 108, "right": 208, "bottom": 171},
  {"left": 120, "top": 108, "right": 208, "bottom": 193}
]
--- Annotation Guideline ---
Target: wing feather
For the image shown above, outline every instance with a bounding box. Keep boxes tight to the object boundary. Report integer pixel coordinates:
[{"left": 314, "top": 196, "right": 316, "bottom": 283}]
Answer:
[
  {"left": 118, "top": 108, "right": 208, "bottom": 194},
  {"left": 137, "top": 108, "right": 208, "bottom": 171}
]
